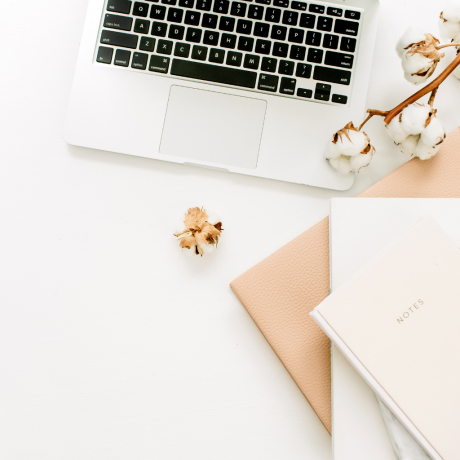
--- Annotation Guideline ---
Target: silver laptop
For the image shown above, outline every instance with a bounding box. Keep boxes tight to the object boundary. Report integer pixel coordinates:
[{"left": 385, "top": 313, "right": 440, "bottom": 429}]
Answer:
[{"left": 66, "top": 0, "right": 380, "bottom": 191}]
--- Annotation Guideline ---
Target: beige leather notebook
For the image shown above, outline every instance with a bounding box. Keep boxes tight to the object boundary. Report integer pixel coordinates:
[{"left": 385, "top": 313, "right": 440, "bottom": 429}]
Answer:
[
  {"left": 230, "top": 127, "right": 460, "bottom": 434},
  {"left": 312, "top": 216, "right": 460, "bottom": 460}
]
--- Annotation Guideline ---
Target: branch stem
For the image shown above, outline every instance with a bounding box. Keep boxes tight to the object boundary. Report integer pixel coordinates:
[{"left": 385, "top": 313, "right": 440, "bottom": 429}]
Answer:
[
  {"left": 428, "top": 87, "right": 438, "bottom": 107},
  {"left": 358, "top": 110, "right": 389, "bottom": 131},
  {"left": 436, "top": 42, "right": 460, "bottom": 50},
  {"left": 384, "top": 52, "right": 460, "bottom": 125}
]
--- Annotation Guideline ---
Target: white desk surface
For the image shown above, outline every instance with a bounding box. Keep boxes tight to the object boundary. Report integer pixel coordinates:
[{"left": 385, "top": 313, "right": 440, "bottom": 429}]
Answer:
[{"left": 1, "top": 1, "right": 459, "bottom": 458}]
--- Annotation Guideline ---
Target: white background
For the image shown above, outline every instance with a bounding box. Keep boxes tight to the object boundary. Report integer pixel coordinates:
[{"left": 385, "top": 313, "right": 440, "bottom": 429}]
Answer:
[{"left": 1, "top": 1, "right": 460, "bottom": 459}]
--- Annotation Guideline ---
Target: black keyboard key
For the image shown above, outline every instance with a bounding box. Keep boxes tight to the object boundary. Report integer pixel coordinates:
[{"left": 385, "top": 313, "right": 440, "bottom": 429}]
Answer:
[
  {"left": 237, "top": 19, "right": 253, "bottom": 34},
  {"left": 327, "top": 7, "right": 342, "bottom": 17},
  {"left": 295, "top": 62, "right": 311, "bottom": 78},
  {"left": 279, "top": 59, "right": 294, "bottom": 75},
  {"left": 185, "top": 11, "right": 201, "bottom": 25},
  {"left": 345, "top": 10, "right": 360, "bottom": 20},
  {"left": 291, "top": 1, "right": 306, "bottom": 10},
  {"left": 214, "top": 0, "right": 230, "bottom": 13},
  {"left": 107, "top": 0, "right": 132, "bottom": 14},
  {"left": 149, "top": 54, "right": 170, "bottom": 72},
  {"left": 309, "top": 4, "right": 324, "bottom": 13},
  {"left": 313, "top": 65, "right": 351, "bottom": 85},
  {"left": 168, "top": 8, "right": 184, "bottom": 22},
  {"left": 317, "top": 16, "right": 333, "bottom": 31},
  {"left": 203, "top": 13, "right": 218, "bottom": 28},
  {"left": 162, "top": 0, "right": 177, "bottom": 4},
  {"left": 134, "top": 18, "right": 151, "bottom": 33},
  {"left": 297, "top": 88, "right": 312, "bottom": 98},
  {"left": 299, "top": 13, "right": 315, "bottom": 28},
  {"left": 221, "top": 33, "right": 237, "bottom": 48},
  {"left": 272, "top": 42, "right": 288, "bottom": 57},
  {"left": 314, "top": 82, "right": 331, "bottom": 101},
  {"left": 255, "top": 0, "right": 271, "bottom": 4},
  {"left": 204, "top": 30, "right": 220, "bottom": 45},
  {"left": 307, "top": 47, "right": 322, "bottom": 63},
  {"left": 97, "top": 46, "right": 113, "bottom": 63},
  {"left": 209, "top": 48, "right": 225, "bottom": 63},
  {"left": 288, "top": 28, "right": 304, "bottom": 43},
  {"left": 305, "top": 30, "right": 321, "bottom": 46},
  {"left": 104, "top": 14, "right": 133, "bottom": 31},
  {"left": 271, "top": 25, "right": 287, "bottom": 40},
  {"left": 340, "top": 37, "right": 356, "bottom": 53},
  {"left": 131, "top": 52, "right": 149, "bottom": 69},
  {"left": 231, "top": 2, "right": 247, "bottom": 16},
  {"left": 253, "top": 22, "right": 270, "bottom": 37},
  {"left": 282, "top": 10, "right": 298, "bottom": 25},
  {"left": 334, "top": 19, "right": 359, "bottom": 36},
  {"left": 192, "top": 45, "right": 208, "bottom": 60},
  {"left": 243, "top": 54, "right": 260, "bottom": 69},
  {"left": 186, "top": 27, "right": 202, "bottom": 42},
  {"left": 150, "top": 5, "right": 166, "bottom": 19},
  {"left": 261, "top": 56, "right": 277, "bottom": 72},
  {"left": 255, "top": 39, "right": 271, "bottom": 54},
  {"left": 248, "top": 4, "right": 264, "bottom": 19},
  {"left": 133, "top": 1, "right": 149, "bottom": 16},
  {"left": 238, "top": 36, "right": 254, "bottom": 51},
  {"left": 325, "top": 50, "right": 354, "bottom": 69},
  {"left": 280, "top": 77, "right": 296, "bottom": 95},
  {"left": 258, "top": 73, "right": 279, "bottom": 92},
  {"left": 171, "top": 58, "right": 257, "bottom": 87},
  {"left": 289, "top": 44, "right": 305, "bottom": 60},
  {"left": 219, "top": 16, "right": 236, "bottom": 31},
  {"left": 114, "top": 49, "right": 131, "bottom": 66},
  {"left": 179, "top": 0, "right": 195, "bottom": 6},
  {"left": 332, "top": 94, "right": 347, "bottom": 104},
  {"left": 226, "top": 51, "right": 243, "bottom": 66},
  {"left": 169, "top": 24, "right": 185, "bottom": 39},
  {"left": 323, "top": 34, "right": 339, "bottom": 49},
  {"left": 174, "top": 41, "right": 191, "bottom": 57},
  {"left": 100, "top": 30, "right": 139, "bottom": 48},
  {"left": 151, "top": 21, "right": 168, "bottom": 36},
  {"left": 140, "top": 36, "right": 156, "bottom": 50},
  {"left": 196, "top": 0, "right": 212, "bottom": 11},
  {"left": 157, "top": 39, "right": 173, "bottom": 54},
  {"left": 274, "top": 0, "right": 289, "bottom": 7},
  {"left": 265, "top": 7, "right": 281, "bottom": 22}
]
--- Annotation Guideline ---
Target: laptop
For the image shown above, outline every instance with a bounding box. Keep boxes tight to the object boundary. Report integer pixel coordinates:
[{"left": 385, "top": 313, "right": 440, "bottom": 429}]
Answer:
[{"left": 66, "top": 0, "right": 380, "bottom": 191}]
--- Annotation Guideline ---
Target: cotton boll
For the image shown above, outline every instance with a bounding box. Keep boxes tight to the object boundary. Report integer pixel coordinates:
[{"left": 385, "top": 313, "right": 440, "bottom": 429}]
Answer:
[
  {"left": 442, "top": 0, "right": 460, "bottom": 23},
  {"left": 396, "top": 27, "right": 427, "bottom": 57},
  {"left": 386, "top": 115, "right": 409, "bottom": 144},
  {"left": 328, "top": 156, "right": 352, "bottom": 174},
  {"left": 415, "top": 141, "right": 442, "bottom": 160},
  {"left": 400, "top": 104, "right": 433, "bottom": 135},
  {"left": 350, "top": 148, "right": 375, "bottom": 172},
  {"left": 439, "top": 19, "right": 460, "bottom": 40},
  {"left": 401, "top": 53, "right": 433, "bottom": 75},
  {"left": 420, "top": 116, "right": 446, "bottom": 147},
  {"left": 331, "top": 129, "right": 368, "bottom": 157},
  {"left": 399, "top": 135, "right": 420, "bottom": 158},
  {"left": 440, "top": 1, "right": 460, "bottom": 39}
]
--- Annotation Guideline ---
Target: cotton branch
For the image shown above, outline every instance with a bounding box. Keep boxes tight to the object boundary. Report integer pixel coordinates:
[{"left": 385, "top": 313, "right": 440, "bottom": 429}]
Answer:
[{"left": 358, "top": 110, "right": 389, "bottom": 131}]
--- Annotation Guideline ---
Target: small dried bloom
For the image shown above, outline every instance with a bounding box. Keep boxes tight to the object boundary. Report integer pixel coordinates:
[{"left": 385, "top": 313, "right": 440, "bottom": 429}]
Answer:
[
  {"left": 174, "top": 207, "right": 223, "bottom": 257},
  {"left": 327, "top": 122, "right": 375, "bottom": 174},
  {"left": 396, "top": 27, "right": 444, "bottom": 84},
  {"left": 440, "top": 0, "right": 460, "bottom": 40},
  {"left": 385, "top": 103, "right": 446, "bottom": 160}
]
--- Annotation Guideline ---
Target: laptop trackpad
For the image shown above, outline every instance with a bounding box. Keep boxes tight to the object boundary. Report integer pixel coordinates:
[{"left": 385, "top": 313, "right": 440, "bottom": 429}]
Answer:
[{"left": 160, "top": 86, "right": 266, "bottom": 169}]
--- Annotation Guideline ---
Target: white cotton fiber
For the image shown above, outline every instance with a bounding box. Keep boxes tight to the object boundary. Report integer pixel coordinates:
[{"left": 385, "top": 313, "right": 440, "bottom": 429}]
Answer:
[
  {"left": 401, "top": 104, "right": 432, "bottom": 135},
  {"left": 399, "top": 135, "right": 420, "bottom": 157},
  {"left": 350, "top": 150, "right": 374, "bottom": 172},
  {"left": 386, "top": 116, "right": 409, "bottom": 144},
  {"left": 421, "top": 116, "right": 446, "bottom": 147},
  {"left": 396, "top": 27, "right": 427, "bottom": 57},
  {"left": 328, "top": 156, "right": 352, "bottom": 174}
]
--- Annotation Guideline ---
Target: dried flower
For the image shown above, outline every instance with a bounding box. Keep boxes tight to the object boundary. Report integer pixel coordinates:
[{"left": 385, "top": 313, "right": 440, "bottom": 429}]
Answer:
[
  {"left": 326, "top": 122, "right": 375, "bottom": 174},
  {"left": 396, "top": 27, "right": 444, "bottom": 84},
  {"left": 174, "top": 207, "right": 223, "bottom": 257},
  {"left": 385, "top": 103, "right": 446, "bottom": 160},
  {"left": 440, "top": 0, "right": 460, "bottom": 40}
]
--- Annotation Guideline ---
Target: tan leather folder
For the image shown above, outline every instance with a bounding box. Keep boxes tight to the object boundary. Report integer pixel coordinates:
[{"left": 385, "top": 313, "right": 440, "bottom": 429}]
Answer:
[{"left": 230, "top": 127, "right": 460, "bottom": 434}]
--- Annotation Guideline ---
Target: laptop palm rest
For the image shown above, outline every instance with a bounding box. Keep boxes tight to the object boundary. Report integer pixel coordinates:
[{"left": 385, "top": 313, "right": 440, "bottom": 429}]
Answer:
[{"left": 160, "top": 86, "right": 266, "bottom": 169}]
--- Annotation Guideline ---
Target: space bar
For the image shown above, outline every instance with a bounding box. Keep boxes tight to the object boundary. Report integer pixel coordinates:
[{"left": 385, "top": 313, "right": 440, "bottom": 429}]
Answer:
[{"left": 171, "top": 59, "right": 257, "bottom": 89}]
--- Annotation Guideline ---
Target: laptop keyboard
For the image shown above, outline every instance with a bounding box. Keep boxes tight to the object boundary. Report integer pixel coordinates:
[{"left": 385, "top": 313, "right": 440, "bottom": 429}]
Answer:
[{"left": 96, "top": 0, "right": 362, "bottom": 104}]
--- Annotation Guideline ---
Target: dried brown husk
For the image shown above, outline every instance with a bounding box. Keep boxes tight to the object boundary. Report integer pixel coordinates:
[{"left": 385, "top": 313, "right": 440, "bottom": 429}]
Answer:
[
  {"left": 405, "top": 34, "right": 445, "bottom": 78},
  {"left": 174, "top": 207, "right": 223, "bottom": 256}
]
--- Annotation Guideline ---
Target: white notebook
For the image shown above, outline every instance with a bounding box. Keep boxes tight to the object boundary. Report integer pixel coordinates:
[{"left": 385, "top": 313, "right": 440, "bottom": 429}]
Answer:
[{"left": 325, "top": 198, "right": 460, "bottom": 460}]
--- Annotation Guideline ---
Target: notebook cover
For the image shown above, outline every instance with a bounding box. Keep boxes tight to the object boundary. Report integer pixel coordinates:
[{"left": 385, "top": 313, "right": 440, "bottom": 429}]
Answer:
[
  {"left": 312, "top": 216, "right": 460, "bottom": 460},
  {"left": 229, "top": 127, "right": 460, "bottom": 434}
]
